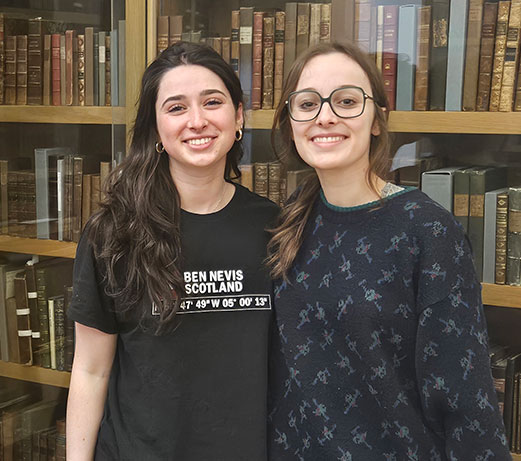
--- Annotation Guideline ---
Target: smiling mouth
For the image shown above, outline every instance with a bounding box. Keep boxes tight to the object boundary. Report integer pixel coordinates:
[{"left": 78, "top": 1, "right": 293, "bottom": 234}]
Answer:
[
  {"left": 185, "top": 137, "right": 215, "bottom": 146},
  {"left": 311, "top": 135, "right": 347, "bottom": 143}
]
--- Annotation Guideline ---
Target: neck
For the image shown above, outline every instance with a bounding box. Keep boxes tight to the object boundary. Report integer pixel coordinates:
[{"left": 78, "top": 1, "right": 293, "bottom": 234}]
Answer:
[
  {"left": 170, "top": 162, "right": 234, "bottom": 214},
  {"left": 317, "top": 166, "right": 386, "bottom": 208}
]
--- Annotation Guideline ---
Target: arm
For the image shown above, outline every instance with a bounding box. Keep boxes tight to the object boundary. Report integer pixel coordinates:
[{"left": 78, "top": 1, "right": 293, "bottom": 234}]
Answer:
[{"left": 66, "top": 322, "right": 117, "bottom": 461}]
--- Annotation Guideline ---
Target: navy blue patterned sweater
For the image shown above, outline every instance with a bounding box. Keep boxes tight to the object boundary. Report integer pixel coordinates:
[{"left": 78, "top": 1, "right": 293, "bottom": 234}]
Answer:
[{"left": 268, "top": 187, "right": 511, "bottom": 461}]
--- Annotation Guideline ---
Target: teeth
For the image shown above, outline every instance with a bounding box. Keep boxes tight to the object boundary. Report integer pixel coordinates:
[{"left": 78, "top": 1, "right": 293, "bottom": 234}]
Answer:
[
  {"left": 312, "top": 136, "right": 345, "bottom": 143},
  {"left": 186, "top": 137, "right": 212, "bottom": 145}
]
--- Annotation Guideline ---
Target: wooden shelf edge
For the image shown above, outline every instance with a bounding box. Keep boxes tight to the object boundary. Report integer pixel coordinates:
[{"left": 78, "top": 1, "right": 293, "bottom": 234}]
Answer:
[
  {"left": 245, "top": 110, "right": 521, "bottom": 134},
  {"left": 0, "top": 236, "right": 76, "bottom": 259},
  {"left": 0, "top": 361, "right": 70, "bottom": 388},
  {"left": 482, "top": 283, "right": 521, "bottom": 309},
  {"left": 0, "top": 106, "right": 126, "bottom": 125},
  {"left": 512, "top": 453, "right": 521, "bottom": 460}
]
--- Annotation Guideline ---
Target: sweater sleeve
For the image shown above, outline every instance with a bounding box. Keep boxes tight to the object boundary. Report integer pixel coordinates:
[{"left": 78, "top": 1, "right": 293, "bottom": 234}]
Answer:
[{"left": 414, "top": 218, "right": 511, "bottom": 459}]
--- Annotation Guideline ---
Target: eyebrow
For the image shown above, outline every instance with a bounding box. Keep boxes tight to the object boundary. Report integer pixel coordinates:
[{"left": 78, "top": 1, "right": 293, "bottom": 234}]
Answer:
[{"left": 160, "top": 89, "right": 227, "bottom": 108}]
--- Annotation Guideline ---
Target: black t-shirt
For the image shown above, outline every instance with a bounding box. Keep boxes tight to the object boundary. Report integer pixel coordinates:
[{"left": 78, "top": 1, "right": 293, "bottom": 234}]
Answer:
[{"left": 68, "top": 184, "right": 279, "bottom": 461}]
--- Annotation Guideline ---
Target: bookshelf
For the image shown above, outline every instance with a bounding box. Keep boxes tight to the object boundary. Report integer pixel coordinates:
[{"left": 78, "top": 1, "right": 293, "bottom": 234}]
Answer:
[
  {"left": 0, "top": 106, "right": 126, "bottom": 125},
  {"left": 0, "top": 361, "right": 70, "bottom": 388}
]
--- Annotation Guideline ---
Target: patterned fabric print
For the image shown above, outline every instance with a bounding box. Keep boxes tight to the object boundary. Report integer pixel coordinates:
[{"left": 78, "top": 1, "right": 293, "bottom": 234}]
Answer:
[{"left": 268, "top": 188, "right": 511, "bottom": 461}]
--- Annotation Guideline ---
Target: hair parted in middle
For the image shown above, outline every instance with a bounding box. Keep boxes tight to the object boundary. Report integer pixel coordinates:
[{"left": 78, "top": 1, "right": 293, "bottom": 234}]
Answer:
[
  {"left": 266, "top": 41, "right": 392, "bottom": 280},
  {"left": 87, "top": 41, "right": 244, "bottom": 334}
]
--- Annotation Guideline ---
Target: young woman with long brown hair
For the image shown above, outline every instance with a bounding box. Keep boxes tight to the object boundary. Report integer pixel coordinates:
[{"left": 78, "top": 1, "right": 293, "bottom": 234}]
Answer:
[
  {"left": 267, "top": 42, "right": 510, "bottom": 460},
  {"left": 65, "top": 42, "right": 278, "bottom": 460}
]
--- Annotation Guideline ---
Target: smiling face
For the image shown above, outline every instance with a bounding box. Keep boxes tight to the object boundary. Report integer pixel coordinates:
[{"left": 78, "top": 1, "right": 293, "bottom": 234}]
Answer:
[
  {"left": 155, "top": 64, "right": 243, "bottom": 176},
  {"left": 290, "top": 52, "right": 380, "bottom": 177}
]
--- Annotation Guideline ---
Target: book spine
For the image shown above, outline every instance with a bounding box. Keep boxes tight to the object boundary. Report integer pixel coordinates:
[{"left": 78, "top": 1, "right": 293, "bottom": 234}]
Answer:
[
  {"left": 91, "top": 174, "right": 101, "bottom": 214},
  {"left": 489, "top": 1, "right": 511, "bottom": 111},
  {"left": 51, "top": 33, "right": 61, "bottom": 106},
  {"left": 515, "top": 48, "right": 521, "bottom": 110},
  {"left": 53, "top": 296, "right": 65, "bottom": 371},
  {"left": 0, "top": 160, "right": 7, "bottom": 234},
  {"left": 476, "top": 2, "right": 499, "bottom": 111},
  {"left": 320, "top": 3, "right": 332, "bottom": 43},
  {"left": 64, "top": 285, "right": 73, "bottom": 371},
  {"left": 64, "top": 154, "right": 73, "bottom": 241},
  {"left": 60, "top": 34, "right": 66, "bottom": 105},
  {"left": 5, "top": 36, "right": 17, "bottom": 105},
  {"left": 296, "top": 3, "right": 310, "bottom": 59},
  {"left": 463, "top": 0, "right": 486, "bottom": 111},
  {"left": 453, "top": 168, "right": 474, "bottom": 232},
  {"left": 429, "top": 0, "right": 450, "bottom": 110},
  {"left": 239, "top": 164, "right": 253, "bottom": 192},
  {"left": 309, "top": 3, "right": 321, "bottom": 46},
  {"left": 157, "top": 16, "right": 169, "bottom": 55},
  {"left": 16, "top": 34, "right": 28, "bottom": 105},
  {"left": 274, "top": 11, "right": 285, "bottom": 108},
  {"left": 268, "top": 162, "right": 282, "bottom": 204},
  {"left": 331, "top": 0, "right": 355, "bottom": 43},
  {"left": 14, "top": 274, "right": 32, "bottom": 365},
  {"left": 231, "top": 10, "right": 240, "bottom": 76},
  {"left": 6, "top": 297, "right": 20, "bottom": 363},
  {"left": 507, "top": 187, "right": 521, "bottom": 285},
  {"left": 48, "top": 297, "right": 56, "bottom": 369},
  {"left": 43, "top": 33, "right": 51, "bottom": 105},
  {"left": 239, "top": 7, "right": 254, "bottom": 109},
  {"left": 414, "top": 6, "right": 431, "bottom": 110},
  {"left": 169, "top": 15, "right": 183, "bottom": 46},
  {"left": 81, "top": 173, "right": 92, "bottom": 228},
  {"left": 35, "top": 266, "right": 50, "bottom": 368},
  {"left": 93, "top": 32, "right": 99, "bottom": 106},
  {"left": 376, "top": 5, "right": 384, "bottom": 72},
  {"left": 27, "top": 18, "right": 43, "bottom": 105},
  {"left": 356, "top": 0, "right": 372, "bottom": 52},
  {"left": 118, "top": 20, "right": 126, "bottom": 106},
  {"left": 382, "top": 5, "right": 398, "bottom": 111},
  {"left": 85, "top": 27, "right": 94, "bottom": 106},
  {"left": 445, "top": 0, "right": 469, "bottom": 111},
  {"left": 110, "top": 30, "right": 118, "bottom": 106},
  {"left": 221, "top": 37, "right": 231, "bottom": 64},
  {"left": 65, "top": 30, "right": 74, "bottom": 105},
  {"left": 252, "top": 11, "right": 264, "bottom": 110},
  {"left": 496, "top": 192, "right": 509, "bottom": 284},
  {"left": 98, "top": 31, "right": 106, "bottom": 107},
  {"left": 396, "top": 5, "right": 417, "bottom": 111},
  {"left": 77, "top": 34, "right": 85, "bottom": 106},
  {"left": 254, "top": 162, "right": 269, "bottom": 198},
  {"left": 499, "top": 0, "right": 521, "bottom": 111},
  {"left": 0, "top": 14, "right": 4, "bottom": 105},
  {"left": 72, "top": 156, "right": 83, "bottom": 243},
  {"left": 25, "top": 262, "right": 41, "bottom": 366},
  {"left": 105, "top": 34, "right": 111, "bottom": 105},
  {"left": 284, "top": 3, "right": 297, "bottom": 82},
  {"left": 262, "top": 16, "right": 275, "bottom": 110}
]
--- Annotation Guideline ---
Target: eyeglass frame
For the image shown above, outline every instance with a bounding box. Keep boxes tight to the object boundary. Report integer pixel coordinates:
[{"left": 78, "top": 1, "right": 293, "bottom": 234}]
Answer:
[{"left": 285, "top": 85, "right": 379, "bottom": 122}]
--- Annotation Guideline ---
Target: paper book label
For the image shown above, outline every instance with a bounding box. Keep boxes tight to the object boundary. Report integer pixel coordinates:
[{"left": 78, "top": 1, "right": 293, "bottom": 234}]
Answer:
[
  {"left": 509, "top": 210, "right": 521, "bottom": 233},
  {"left": 454, "top": 194, "right": 469, "bottom": 216},
  {"left": 99, "top": 45, "right": 106, "bottom": 63},
  {"left": 240, "top": 27, "right": 253, "bottom": 44}
]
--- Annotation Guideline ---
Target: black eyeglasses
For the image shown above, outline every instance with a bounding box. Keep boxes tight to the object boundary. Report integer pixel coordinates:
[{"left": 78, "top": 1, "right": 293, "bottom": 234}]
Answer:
[{"left": 286, "top": 85, "right": 378, "bottom": 122}]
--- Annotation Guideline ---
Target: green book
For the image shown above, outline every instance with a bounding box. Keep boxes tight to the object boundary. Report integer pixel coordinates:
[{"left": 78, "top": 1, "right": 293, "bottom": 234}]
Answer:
[{"left": 453, "top": 167, "right": 476, "bottom": 233}]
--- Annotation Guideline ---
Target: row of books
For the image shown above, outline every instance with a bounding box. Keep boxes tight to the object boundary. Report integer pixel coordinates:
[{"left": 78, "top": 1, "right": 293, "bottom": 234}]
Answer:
[
  {"left": 0, "top": 14, "right": 126, "bottom": 106},
  {"left": 1, "top": 149, "right": 112, "bottom": 242},
  {"left": 0, "top": 389, "right": 65, "bottom": 460},
  {"left": 491, "top": 343, "right": 521, "bottom": 452},
  {"left": 0, "top": 257, "right": 74, "bottom": 372},
  {"left": 418, "top": 165, "right": 521, "bottom": 286}
]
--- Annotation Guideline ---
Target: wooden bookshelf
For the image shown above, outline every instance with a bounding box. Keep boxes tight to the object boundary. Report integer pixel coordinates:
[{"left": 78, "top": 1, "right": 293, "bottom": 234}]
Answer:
[
  {"left": 482, "top": 283, "right": 521, "bottom": 309},
  {"left": 0, "top": 106, "right": 126, "bottom": 125},
  {"left": 512, "top": 454, "right": 521, "bottom": 461},
  {"left": 0, "top": 361, "right": 70, "bottom": 388},
  {"left": 246, "top": 110, "right": 521, "bottom": 134},
  {"left": 0, "top": 236, "right": 76, "bottom": 259}
]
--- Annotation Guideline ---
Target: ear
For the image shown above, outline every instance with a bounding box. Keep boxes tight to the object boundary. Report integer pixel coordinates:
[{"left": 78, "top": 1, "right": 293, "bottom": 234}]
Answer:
[
  {"left": 236, "top": 102, "right": 244, "bottom": 130},
  {"left": 371, "top": 107, "right": 385, "bottom": 136}
]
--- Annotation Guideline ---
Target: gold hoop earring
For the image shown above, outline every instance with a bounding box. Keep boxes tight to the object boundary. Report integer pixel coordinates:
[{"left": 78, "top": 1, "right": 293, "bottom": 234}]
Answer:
[
  {"left": 235, "top": 128, "right": 243, "bottom": 142},
  {"left": 155, "top": 142, "right": 165, "bottom": 153}
]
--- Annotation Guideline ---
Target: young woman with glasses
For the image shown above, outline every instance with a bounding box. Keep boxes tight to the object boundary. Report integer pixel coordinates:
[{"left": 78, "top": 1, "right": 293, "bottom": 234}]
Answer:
[{"left": 266, "top": 42, "right": 510, "bottom": 460}]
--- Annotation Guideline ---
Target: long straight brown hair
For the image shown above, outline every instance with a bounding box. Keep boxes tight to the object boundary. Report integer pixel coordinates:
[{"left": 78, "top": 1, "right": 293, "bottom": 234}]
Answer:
[
  {"left": 87, "top": 42, "right": 244, "bottom": 333},
  {"left": 266, "top": 42, "right": 392, "bottom": 280}
]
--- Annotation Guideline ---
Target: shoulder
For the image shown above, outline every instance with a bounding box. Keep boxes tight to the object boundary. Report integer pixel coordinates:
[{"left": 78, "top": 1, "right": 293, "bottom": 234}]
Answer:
[{"left": 233, "top": 183, "right": 280, "bottom": 220}]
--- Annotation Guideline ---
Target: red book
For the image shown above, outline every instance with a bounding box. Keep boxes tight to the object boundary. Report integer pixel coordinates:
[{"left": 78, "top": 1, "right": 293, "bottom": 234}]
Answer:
[
  {"left": 382, "top": 5, "right": 398, "bottom": 110},
  {"left": 51, "top": 33, "right": 61, "bottom": 106}
]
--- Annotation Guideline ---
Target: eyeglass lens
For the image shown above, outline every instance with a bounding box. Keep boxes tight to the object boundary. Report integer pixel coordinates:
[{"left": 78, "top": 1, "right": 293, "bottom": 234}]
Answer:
[{"left": 289, "top": 87, "right": 366, "bottom": 121}]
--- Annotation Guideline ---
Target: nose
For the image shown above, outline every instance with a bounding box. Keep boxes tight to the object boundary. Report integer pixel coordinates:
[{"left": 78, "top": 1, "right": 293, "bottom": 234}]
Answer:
[
  {"left": 315, "top": 101, "right": 338, "bottom": 126},
  {"left": 187, "top": 106, "right": 208, "bottom": 130}
]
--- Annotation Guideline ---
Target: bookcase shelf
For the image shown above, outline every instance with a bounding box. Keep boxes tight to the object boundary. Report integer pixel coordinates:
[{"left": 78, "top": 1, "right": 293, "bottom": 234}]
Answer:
[
  {"left": 0, "top": 236, "right": 76, "bottom": 259},
  {"left": 482, "top": 283, "right": 521, "bottom": 309},
  {"left": 512, "top": 454, "right": 521, "bottom": 461},
  {"left": 0, "top": 361, "right": 70, "bottom": 388},
  {"left": 246, "top": 110, "right": 521, "bottom": 134},
  {"left": 0, "top": 106, "right": 126, "bottom": 125}
]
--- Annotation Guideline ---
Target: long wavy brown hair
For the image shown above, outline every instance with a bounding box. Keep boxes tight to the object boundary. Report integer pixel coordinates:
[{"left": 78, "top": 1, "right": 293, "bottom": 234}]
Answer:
[
  {"left": 87, "top": 42, "right": 244, "bottom": 333},
  {"left": 267, "top": 42, "right": 392, "bottom": 280}
]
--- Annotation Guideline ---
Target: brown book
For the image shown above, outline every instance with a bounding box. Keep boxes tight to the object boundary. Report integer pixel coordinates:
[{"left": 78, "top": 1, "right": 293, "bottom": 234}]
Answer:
[
  {"left": 0, "top": 160, "right": 8, "bottom": 234},
  {"left": 64, "top": 154, "right": 73, "bottom": 241},
  {"left": 72, "top": 156, "right": 83, "bottom": 243},
  {"left": 60, "top": 34, "right": 66, "bottom": 106},
  {"left": 284, "top": 3, "right": 298, "bottom": 82},
  {"left": 296, "top": 3, "right": 310, "bottom": 59},
  {"left": 499, "top": 0, "right": 521, "bottom": 111},
  {"left": 5, "top": 297, "right": 20, "bottom": 363},
  {"left": 77, "top": 33, "right": 85, "bottom": 106},
  {"left": 104, "top": 33, "right": 111, "bottom": 105},
  {"left": 495, "top": 191, "right": 508, "bottom": 283},
  {"left": 4, "top": 36, "right": 17, "bottom": 105},
  {"left": 27, "top": 18, "right": 44, "bottom": 105},
  {"left": 507, "top": 187, "right": 521, "bottom": 285},
  {"left": 81, "top": 173, "right": 92, "bottom": 228},
  {"left": 355, "top": 0, "right": 372, "bottom": 52},
  {"left": 414, "top": 6, "right": 431, "bottom": 110},
  {"left": 91, "top": 174, "right": 101, "bottom": 214},
  {"left": 19, "top": 169, "right": 36, "bottom": 239},
  {"left": 16, "top": 35, "right": 28, "bottom": 105},
  {"left": 51, "top": 33, "right": 61, "bottom": 106},
  {"left": 14, "top": 272, "right": 32, "bottom": 366},
  {"left": 42, "top": 34, "right": 51, "bottom": 105},
  {"left": 169, "top": 15, "right": 183, "bottom": 46},
  {"left": 268, "top": 162, "right": 282, "bottom": 204},
  {"left": 157, "top": 16, "right": 169, "bottom": 55},
  {"left": 331, "top": 0, "right": 356, "bottom": 44},
  {"left": 231, "top": 10, "right": 240, "bottom": 76},
  {"left": 25, "top": 261, "right": 41, "bottom": 367},
  {"left": 0, "top": 14, "right": 5, "bottom": 105},
  {"left": 309, "top": 3, "right": 321, "bottom": 46},
  {"left": 320, "top": 3, "right": 332, "bottom": 42},
  {"left": 65, "top": 30, "right": 75, "bottom": 105},
  {"left": 382, "top": 5, "right": 398, "bottom": 111},
  {"left": 221, "top": 37, "right": 231, "bottom": 64},
  {"left": 262, "top": 16, "right": 275, "bottom": 109},
  {"left": 84, "top": 27, "right": 94, "bottom": 106},
  {"left": 7, "top": 170, "right": 20, "bottom": 236},
  {"left": 476, "top": 2, "right": 499, "bottom": 111},
  {"left": 252, "top": 11, "right": 265, "bottom": 110},
  {"left": 463, "top": 0, "right": 486, "bottom": 111},
  {"left": 100, "top": 161, "right": 111, "bottom": 201},
  {"left": 210, "top": 37, "right": 222, "bottom": 56},
  {"left": 274, "top": 11, "right": 285, "bottom": 108},
  {"left": 254, "top": 162, "right": 269, "bottom": 198},
  {"left": 73, "top": 35, "right": 79, "bottom": 105},
  {"left": 516, "top": 50, "right": 521, "bottom": 110},
  {"left": 239, "top": 164, "right": 253, "bottom": 192},
  {"left": 64, "top": 285, "right": 74, "bottom": 371},
  {"left": 489, "top": 1, "right": 511, "bottom": 111}
]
